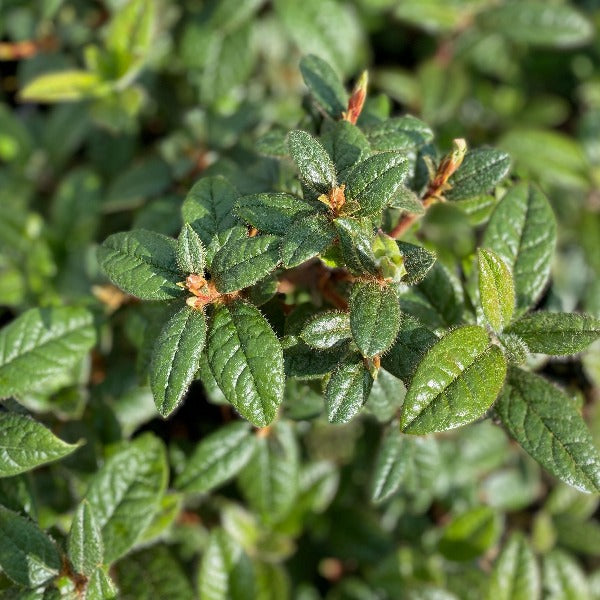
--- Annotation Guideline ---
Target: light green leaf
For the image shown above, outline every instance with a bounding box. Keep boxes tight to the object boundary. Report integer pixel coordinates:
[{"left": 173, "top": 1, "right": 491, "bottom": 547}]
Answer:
[
  {"left": 0, "top": 306, "right": 96, "bottom": 398},
  {"left": 150, "top": 306, "right": 207, "bottom": 417},
  {"left": 85, "top": 433, "right": 168, "bottom": 563},
  {"left": 393, "top": 0, "right": 465, "bottom": 33},
  {"left": 325, "top": 356, "right": 373, "bottom": 424},
  {"left": 20, "top": 70, "right": 106, "bottom": 102},
  {"left": 365, "top": 115, "right": 433, "bottom": 153},
  {"left": 543, "top": 549, "right": 590, "bottom": 600},
  {"left": 287, "top": 130, "right": 337, "bottom": 196},
  {"left": 175, "top": 422, "right": 256, "bottom": 493},
  {"left": 401, "top": 326, "right": 507, "bottom": 434},
  {"left": 506, "top": 312, "right": 600, "bottom": 356},
  {"left": 86, "top": 568, "right": 118, "bottom": 600},
  {"left": 350, "top": 281, "right": 401, "bottom": 358},
  {"left": 0, "top": 412, "right": 81, "bottom": 477},
  {"left": 299, "top": 311, "right": 351, "bottom": 350},
  {"left": 496, "top": 367, "right": 600, "bottom": 493},
  {"left": 486, "top": 533, "right": 540, "bottom": 600},
  {"left": 68, "top": 500, "right": 103, "bottom": 577},
  {"left": 482, "top": 183, "right": 556, "bottom": 317},
  {"left": 478, "top": 248, "right": 515, "bottom": 333},
  {"left": 299, "top": 54, "right": 348, "bottom": 119},
  {"left": 98, "top": 229, "right": 182, "bottom": 300},
  {"left": 321, "top": 120, "right": 371, "bottom": 173},
  {"left": 0, "top": 505, "right": 61, "bottom": 587},
  {"left": 207, "top": 301, "right": 284, "bottom": 427},
  {"left": 281, "top": 214, "right": 336, "bottom": 268},
  {"left": 176, "top": 223, "right": 205, "bottom": 275},
  {"left": 212, "top": 234, "right": 280, "bottom": 293}
]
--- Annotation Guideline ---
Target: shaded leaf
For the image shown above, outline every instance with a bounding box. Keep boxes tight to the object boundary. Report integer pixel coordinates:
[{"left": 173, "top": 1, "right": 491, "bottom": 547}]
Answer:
[
  {"left": 325, "top": 356, "right": 373, "bottom": 424},
  {"left": 299, "top": 54, "right": 348, "bottom": 118},
  {"left": 68, "top": 500, "right": 103, "bottom": 577},
  {"left": 365, "top": 115, "right": 433, "bottom": 152},
  {"left": 321, "top": 120, "right": 371, "bottom": 173}
]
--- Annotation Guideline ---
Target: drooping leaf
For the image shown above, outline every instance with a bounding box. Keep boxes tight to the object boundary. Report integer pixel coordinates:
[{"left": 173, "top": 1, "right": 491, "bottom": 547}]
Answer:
[
  {"left": 325, "top": 355, "right": 373, "bottom": 424},
  {"left": 150, "top": 306, "right": 207, "bottom": 417},
  {"left": 349, "top": 281, "right": 401, "bottom": 358},
  {"left": 478, "top": 248, "right": 515, "bottom": 333},
  {"left": 0, "top": 306, "right": 96, "bottom": 398},
  {"left": 98, "top": 229, "right": 182, "bottom": 300},
  {"left": 175, "top": 422, "right": 256, "bottom": 493},
  {"left": 495, "top": 367, "right": 600, "bottom": 493},
  {"left": 482, "top": 183, "right": 556, "bottom": 317},
  {"left": 85, "top": 433, "right": 168, "bottom": 563},
  {"left": 68, "top": 500, "right": 103, "bottom": 577},
  {"left": 401, "top": 326, "right": 507, "bottom": 434},
  {"left": 365, "top": 115, "right": 433, "bottom": 152},
  {"left": 506, "top": 312, "right": 600, "bottom": 356},
  {"left": 299, "top": 54, "right": 348, "bottom": 119},
  {"left": 281, "top": 214, "right": 336, "bottom": 268},
  {"left": 321, "top": 120, "right": 371, "bottom": 173},
  {"left": 334, "top": 217, "right": 378, "bottom": 275},
  {"left": 0, "top": 505, "right": 61, "bottom": 587},
  {"left": 207, "top": 301, "right": 284, "bottom": 427},
  {"left": 0, "top": 413, "right": 81, "bottom": 477},
  {"left": 299, "top": 311, "right": 351, "bottom": 350},
  {"left": 176, "top": 223, "right": 205, "bottom": 275},
  {"left": 287, "top": 130, "right": 337, "bottom": 196}
]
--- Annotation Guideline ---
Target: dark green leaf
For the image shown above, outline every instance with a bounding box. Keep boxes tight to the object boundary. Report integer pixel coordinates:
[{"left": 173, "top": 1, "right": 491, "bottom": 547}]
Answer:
[
  {"left": 287, "top": 130, "right": 337, "bottom": 196},
  {"left": 98, "top": 229, "right": 182, "bottom": 300},
  {"left": 365, "top": 369, "right": 406, "bottom": 422},
  {"left": 299, "top": 54, "right": 348, "bottom": 118},
  {"left": 283, "top": 336, "right": 350, "bottom": 380},
  {"left": 350, "top": 281, "right": 401, "bottom": 358},
  {"left": 175, "top": 422, "right": 256, "bottom": 493},
  {"left": 397, "top": 241, "right": 436, "bottom": 285},
  {"left": 207, "top": 301, "right": 284, "bottom": 427},
  {"left": 212, "top": 234, "right": 280, "bottom": 293},
  {"left": 401, "top": 326, "right": 507, "bottom": 434},
  {"left": 483, "top": 183, "right": 556, "bottom": 317},
  {"left": 365, "top": 115, "right": 433, "bottom": 152},
  {"left": 150, "top": 306, "right": 207, "bottom": 417},
  {"left": 496, "top": 367, "right": 600, "bottom": 493},
  {"left": 325, "top": 356, "right": 373, "bottom": 424},
  {"left": 371, "top": 427, "right": 408, "bottom": 503},
  {"left": 68, "top": 500, "right": 103, "bottom": 577},
  {"left": 478, "top": 248, "right": 515, "bottom": 333},
  {"left": 281, "top": 214, "right": 336, "bottom": 268},
  {"left": 176, "top": 223, "right": 205, "bottom": 275},
  {"left": 506, "top": 312, "right": 600, "bottom": 355},
  {"left": 299, "top": 311, "right": 351, "bottom": 350},
  {"left": 388, "top": 186, "right": 425, "bottom": 214},
  {"left": 334, "top": 217, "right": 378, "bottom": 275},
  {"left": 321, "top": 120, "right": 371, "bottom": 173}
]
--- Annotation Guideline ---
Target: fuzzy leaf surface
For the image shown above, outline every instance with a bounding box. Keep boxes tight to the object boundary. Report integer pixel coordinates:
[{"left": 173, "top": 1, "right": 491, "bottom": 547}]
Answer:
[
  {"left": 325, "top": 356, "right": 373, "bottom": 424},
  {"left": 397, "top": 241, "right": 436, "bottom": 285},
  {"left": 478, "top": 248, "right": 515, "bottom": 333},
  {"left": 288, "top": 130, "right": 337, "bottom": 196},
  {"left": 300, "top": 311, "right": 351, "bottom": 350},
  {"left": 299, "top": 54, "right": 348, "bottom": 118},
  {"left": 176, "top": 223, "right": 205, "bottom": 274},
  {"left": 68, "top": 500, "right": 103, "bottom": 577},
  {"left": 281, "top": 214, "right": 336, "bottom": 268},
  {"left": 321, "top": 120, "right": 371, "bottom": 173},
  {"left": 334, "top": 217, "right": 378, "bottom": 275}
]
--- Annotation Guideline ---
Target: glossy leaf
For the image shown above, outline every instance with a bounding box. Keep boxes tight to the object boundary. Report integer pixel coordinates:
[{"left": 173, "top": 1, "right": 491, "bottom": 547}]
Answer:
[
  {"left": 281, "top": 214, "right": 336, "bottom": 268},
  {"left": 287, "top": 130, "right": 337, "bottom": 196},
  {"left": 334, "top": 217, "right": 378, "bottom": 275},
  {"left": 397, "top": 241, "right": 436, "bottom": 285},
  {"left": 176, "top": 223, "right": 205, "bottom": 275},
  {"left": 68, "top": 500, "right": 103, "bottom": 577},
  {"left": 478, "top": 248, "right": 515, "bottom": 333},
  {"left": 401, "top": 326, "right": 507, "bottom": 434},
  {"left": 299, "top": 54, "right": 348, "bottom": 118},
  {"left": 299, "top": 311, "right": 351, "bottom": 350},
  {"left": 283, "top": 337, "right": 350, "bottom": 380},
  {"left": 321, "top": 120, "right": 371, "bottom": 173},
  {"left": 325, "top": 356, "right": 373, "bottom": 424}
]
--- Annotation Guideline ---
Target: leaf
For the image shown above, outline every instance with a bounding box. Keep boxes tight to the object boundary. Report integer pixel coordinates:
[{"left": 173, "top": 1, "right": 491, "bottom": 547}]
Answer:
[
  {"left": 86, "top": 568, "right": 118, "bottom": 600},
  {"left": 325, "top": 356, "right": 373, "bottom": 424},
  {"left": 211, "top": 234, "right": 280, "bottom": 293},
  {"left": 445, "top": 148, "right": 511, "bottom": 201},
  {"left": 401, "top": 326, "right": 507, "bottom": 434},
  {"left": 85, "top": 433, "right": 168, "bottom": 563},
  {"left": 150, "top": 306, "right": 207, "bottom": 417},
  {"left": 238, "top": 421, "right": 299, "bottom": 524},
  {"left": 0, "top": 505, "right": 61, "bottom": 587},
  {"left": 0, "top": 413, "right": 81, "bottom": 477},
  {"left": 334, "top": 217, "right": 378, "bottom": 275},
  {"left": 486, "top": 533, "right": 540, "bottom": 600},
  {"left": 482, "top": 183, "right": 556, "bottom": 317},
  {"left": 506, "top": 312, "right": 600, "bottom": 356},
  {"left": 299, "top": 311, "right": 351, "bottom": 350},
  {"left": 397, "top": 241, "right": 436, "bottom": 285},
  {"left": 234, "top": 193, "right": 319, "bottom": 236},
  {"left": 176, "top": 223, "right": 205, "bottom": 275},
  {"left": 68, "top": 500, "right": 103, "bottom": 577},
  {"left": 20, "top": 70, "right": 105, "bottom": 102},
  {"left": 207, "top": 301, "right": 284, "bottom": 427},
  {"left": 365, "top": 115, "right": 433, "bottom": 152},
  {"left": 287, "top": 130, "right": 337, "bottom": 196},
  {"left": 438, "top": 506, "right": 502, "bottom": 562},
  {"left": 350, "top": 282, "right": 401, "bottom": 358},
  {"left": 98, "top": 229, "right": 182, "bottom": 300},
  {"left": 543, "top": 549, "right": 590, "bottom": 600},
  {"left": 478, "top": 248, "right": 515, "bottom": 333},
  {"left": 371, "top": 427, "right": 408, "bottom": 503},
  {"left": 365, "top": 369, "right": 406, "bottom": 423},
  {"left": 495, "top": 367, "right": 600, "bottom": 493},
  {"left": 321, "top": 120, "right": 371, "bottom": 173},
  {"left": 281, "top": 214, "right": 336, "bottom": 268},
  {"left": 343, "top": 152, "right": 409, "bottom": 217},
  {"left": 299, "top": 54, "right": 348, "bottom": 118},
  {"left": 175, "top": 422, "right": 256, "bottom": 493},
  {"left": 0, "top": 306, "right": 96, "bottom": 398},
  {"left": 477, "top": 2, "right": 594, "bottom": 48},
  {"left": 283, "top": 337, "right": 350, "bottom": 380}
]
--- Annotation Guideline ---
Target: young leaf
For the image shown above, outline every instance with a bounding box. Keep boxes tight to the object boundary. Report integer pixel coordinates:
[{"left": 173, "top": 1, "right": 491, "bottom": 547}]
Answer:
[
  {"left": 397, "top": 241, "right": 436, "bottom": 285},
  {"left": 350, "top": 281, "right": 401, "bottom": 358},
  {"left": 175, "top": 422, "right": 256, "bottom": 493},
  {"left": 299, "top": 54, "right": 348, "bottom": 118},
  {"left": 87, "top": 568, "right": 118, "bottom": 600},
  {"left": 321, "top": 120, "right": 371, "bottom": 173},
  {"left": 445, "top": 148, "right": 511, "bottom": 201},
  {"left": 505, "top": 312, "right": 600, "bottom": 355},
  {"left": 325, "top": 355, "right": 373, "bottom": 424},
  {"left": 543, "top": 549, "right": 590, "bottom": 600},
  {"left": 85, "top": 433, "right": 168, "bottom": 563},
  {"left": 234, "top": 193, "right": 319, "bottom": 236},
  {"left": 20, "top": 70, "right": 105, "bottom": 102},
  {"left": 365, "top": 115, "right": 433, "bottom": 152},
  {"left": 486, "top": 533, "right": 540, "bottom": 600},
  {"left": 150, "top": 306, "right": 207, "bottom": 417},
  {"left": 495, "top": 367, "right": 600, "bottom": 493},
  {"left": 176, "top": 223, "right": 205, "bottom": 274},
  {"left": 478, "top": 248, "right": 515, "bottom": 333},
  {"left": 0, "top": 306, "right": 96, "bottom": 398},
  {"left": 98, "top": 229, "right": 182, "bottom": 300},
  {"left": 343, "top": 152, "right": 409, "bottom": 217},
  {"left": 281, "top": 214, "right": 336, "bottom": 268},
  {"left": 287, "top": 130, "right": 337, "bottom": 196},
  {"left": 207, "top": 301, "right": 284, "bottom": 427},
  {"left": 0, "top": 413, "right": 81, "bottom": 477},
  {"left": 299, "top": 311, "right": 351, "bottom": 350},
  {"left": 482, "top": 183, "right": 556, "bottom": 317},
  {"left": 68, "top": 500, "right": 103, "bottom": 577},
  {"left": 0, "top": 505, "right": 61, "bottom": 587},
  {"left": 334, "top": 217, "right": 378, "bottom": 275},
  {"left": 401, "top": 325, "right": 507, "bottom": 434},
  {"left": 211, "top": 234, "right": 280, "bottom": 293}
]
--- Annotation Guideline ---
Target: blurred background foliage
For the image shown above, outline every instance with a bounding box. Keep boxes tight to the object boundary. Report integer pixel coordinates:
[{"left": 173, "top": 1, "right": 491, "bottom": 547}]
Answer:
[{"left": 1, "top": 0, "right": 600, "bottom": 598}]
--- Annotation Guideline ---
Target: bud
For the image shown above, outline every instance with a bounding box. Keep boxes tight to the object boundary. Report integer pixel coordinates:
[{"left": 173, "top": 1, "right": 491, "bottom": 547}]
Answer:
[
  {"left": 372, "top": 230, "right": 407, "bottom": 282},
  {"left": 342, "top": 70, "right": 368, "bottom": 125}
]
